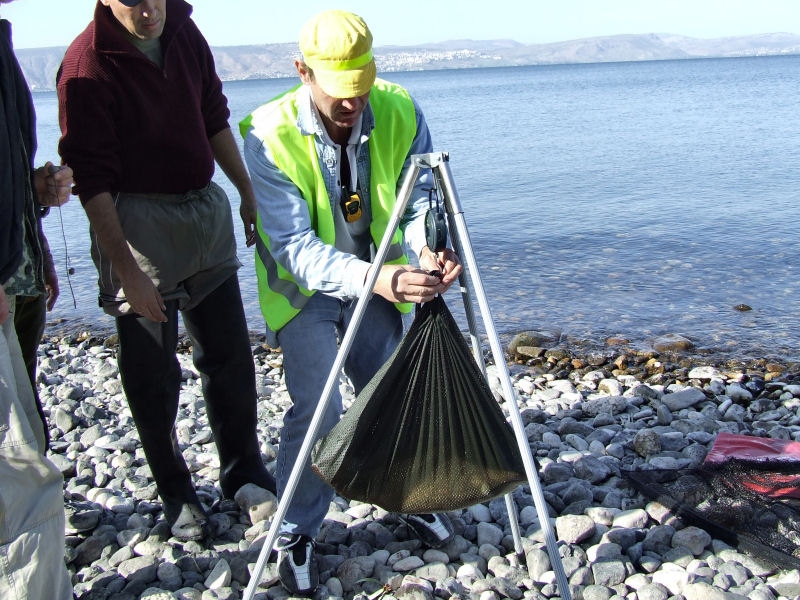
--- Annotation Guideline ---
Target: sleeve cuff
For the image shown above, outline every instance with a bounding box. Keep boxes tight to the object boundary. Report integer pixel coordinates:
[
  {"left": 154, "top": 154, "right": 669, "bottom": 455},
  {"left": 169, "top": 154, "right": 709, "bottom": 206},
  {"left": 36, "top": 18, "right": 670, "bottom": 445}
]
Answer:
[
  {"left": 404, "top": 217, "right": 427, "bottom": 260},
  {"left": 341, "top": 260, "right": 373, "bottom": 298}
]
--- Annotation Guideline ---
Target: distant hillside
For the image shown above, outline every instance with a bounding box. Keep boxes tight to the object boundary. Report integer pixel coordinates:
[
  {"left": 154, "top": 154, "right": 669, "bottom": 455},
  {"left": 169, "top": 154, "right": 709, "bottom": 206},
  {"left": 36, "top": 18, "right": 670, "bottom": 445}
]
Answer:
[{"left": 18, "top": 32, "right": 800, "bottom": 92}]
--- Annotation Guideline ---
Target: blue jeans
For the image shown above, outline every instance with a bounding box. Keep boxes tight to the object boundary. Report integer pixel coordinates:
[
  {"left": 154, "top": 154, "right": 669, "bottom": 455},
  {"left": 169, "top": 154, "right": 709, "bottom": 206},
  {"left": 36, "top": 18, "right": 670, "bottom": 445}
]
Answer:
[{"left": 276, "top": 292, "right": 403, "bottom": 537}]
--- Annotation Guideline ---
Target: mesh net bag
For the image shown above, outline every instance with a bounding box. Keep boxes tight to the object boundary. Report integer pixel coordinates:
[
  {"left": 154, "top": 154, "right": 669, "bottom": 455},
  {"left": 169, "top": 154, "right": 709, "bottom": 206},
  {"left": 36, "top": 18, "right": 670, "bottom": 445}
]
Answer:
[
  {"left": 623, "top": 433, "right": 800, "bottom": 570},
  {"left": 311, "top": 294, "right": 527, "bottom": 513}
]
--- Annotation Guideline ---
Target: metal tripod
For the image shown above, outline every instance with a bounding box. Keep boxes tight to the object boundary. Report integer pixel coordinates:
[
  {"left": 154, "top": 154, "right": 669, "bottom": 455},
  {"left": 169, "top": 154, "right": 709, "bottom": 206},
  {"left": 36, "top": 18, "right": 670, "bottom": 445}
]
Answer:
[{"left": 243, "top": 152, "right": 572, "bottom": 600}]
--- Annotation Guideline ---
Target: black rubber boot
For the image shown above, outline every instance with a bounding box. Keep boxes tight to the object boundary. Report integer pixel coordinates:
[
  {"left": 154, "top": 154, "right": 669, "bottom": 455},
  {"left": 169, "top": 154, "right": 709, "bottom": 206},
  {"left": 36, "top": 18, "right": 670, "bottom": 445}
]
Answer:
[
  {"left": 183, "top": 276, "right": 276, "bottom": 498},
  {"left": 116, "top": 304, "right": 207, "bottom": 539},
  {"left": 14, "top": 293, "right": 50, "bottom": 451}
]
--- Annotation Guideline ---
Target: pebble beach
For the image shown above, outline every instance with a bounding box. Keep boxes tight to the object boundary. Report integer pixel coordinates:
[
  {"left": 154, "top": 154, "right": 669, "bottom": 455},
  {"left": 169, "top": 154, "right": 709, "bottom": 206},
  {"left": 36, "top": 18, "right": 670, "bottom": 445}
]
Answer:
[{"left": 37, "top": 324, "right": 800, "bottom": 600}]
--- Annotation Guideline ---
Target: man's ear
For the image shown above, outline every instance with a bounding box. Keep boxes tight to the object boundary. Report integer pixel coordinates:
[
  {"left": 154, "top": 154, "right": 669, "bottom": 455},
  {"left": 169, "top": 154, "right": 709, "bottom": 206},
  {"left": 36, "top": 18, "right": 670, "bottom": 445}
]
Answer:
[{"left": 295, "top": 60, "right": 312, "bottom": 84}]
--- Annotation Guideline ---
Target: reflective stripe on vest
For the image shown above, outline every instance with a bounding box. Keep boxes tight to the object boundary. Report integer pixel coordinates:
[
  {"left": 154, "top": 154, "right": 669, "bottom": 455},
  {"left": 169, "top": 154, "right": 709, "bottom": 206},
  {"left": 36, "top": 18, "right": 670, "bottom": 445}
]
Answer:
[{"left": 241, "top": 79, "right": 417, "bottom": 338}]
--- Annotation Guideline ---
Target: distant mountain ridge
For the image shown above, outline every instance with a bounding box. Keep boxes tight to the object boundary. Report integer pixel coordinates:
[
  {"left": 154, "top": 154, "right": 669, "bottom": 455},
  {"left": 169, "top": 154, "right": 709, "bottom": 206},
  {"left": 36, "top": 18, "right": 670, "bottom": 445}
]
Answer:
[{"left": 17, "top": 32, "right": 800, "bottom": 91}]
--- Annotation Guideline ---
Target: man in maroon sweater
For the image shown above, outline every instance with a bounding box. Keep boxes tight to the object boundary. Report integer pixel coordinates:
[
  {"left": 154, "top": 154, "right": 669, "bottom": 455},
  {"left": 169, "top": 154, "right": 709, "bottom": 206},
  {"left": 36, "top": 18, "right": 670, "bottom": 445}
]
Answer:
[{"left": 57, "top": 0, "right": 275, "bottom": 541}]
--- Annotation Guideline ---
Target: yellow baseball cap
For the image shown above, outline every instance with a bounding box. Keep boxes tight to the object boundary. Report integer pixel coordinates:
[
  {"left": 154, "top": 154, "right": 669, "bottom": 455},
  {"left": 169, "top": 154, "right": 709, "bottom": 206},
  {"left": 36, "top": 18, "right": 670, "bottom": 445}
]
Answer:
[{"left": 299, "top": 10, "right": 376, "bottom": 99}]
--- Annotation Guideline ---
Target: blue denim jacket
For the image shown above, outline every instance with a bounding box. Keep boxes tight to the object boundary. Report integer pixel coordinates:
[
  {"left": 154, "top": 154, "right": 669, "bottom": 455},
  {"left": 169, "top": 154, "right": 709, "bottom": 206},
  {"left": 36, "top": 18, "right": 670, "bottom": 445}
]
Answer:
[{"left": 243, "top": 85, "right": 434, "bottom": 303}]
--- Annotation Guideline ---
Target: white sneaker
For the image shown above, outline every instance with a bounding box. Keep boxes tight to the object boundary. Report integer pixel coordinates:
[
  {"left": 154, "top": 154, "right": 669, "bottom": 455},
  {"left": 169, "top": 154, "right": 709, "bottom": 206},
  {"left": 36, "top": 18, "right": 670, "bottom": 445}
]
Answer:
[
  {"left": 276, "top": 533, "right": 319, "bottom": 595},
  {"left": 401, "top": 513, "right": 454, "bottom": 548}
]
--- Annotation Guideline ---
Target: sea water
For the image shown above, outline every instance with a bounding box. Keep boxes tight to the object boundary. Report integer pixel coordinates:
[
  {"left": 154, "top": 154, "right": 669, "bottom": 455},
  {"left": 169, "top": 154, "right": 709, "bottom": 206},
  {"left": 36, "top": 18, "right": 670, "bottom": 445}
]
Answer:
[{"left": 33, "top": 55, "right": 800, "bottom": 361}]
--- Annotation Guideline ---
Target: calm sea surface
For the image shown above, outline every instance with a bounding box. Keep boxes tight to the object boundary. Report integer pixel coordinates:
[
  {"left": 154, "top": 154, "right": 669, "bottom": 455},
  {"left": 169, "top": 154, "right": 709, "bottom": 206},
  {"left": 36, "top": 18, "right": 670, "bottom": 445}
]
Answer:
[{"left": 33, "top": 56, "right": 800, "bottom": 361}]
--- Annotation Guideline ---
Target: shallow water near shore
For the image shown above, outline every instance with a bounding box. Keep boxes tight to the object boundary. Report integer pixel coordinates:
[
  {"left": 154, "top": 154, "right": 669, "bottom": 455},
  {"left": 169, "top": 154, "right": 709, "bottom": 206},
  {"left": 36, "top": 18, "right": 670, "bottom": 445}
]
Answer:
[{"left": 33, "top": 55, "right": 800, "bottom": 362}]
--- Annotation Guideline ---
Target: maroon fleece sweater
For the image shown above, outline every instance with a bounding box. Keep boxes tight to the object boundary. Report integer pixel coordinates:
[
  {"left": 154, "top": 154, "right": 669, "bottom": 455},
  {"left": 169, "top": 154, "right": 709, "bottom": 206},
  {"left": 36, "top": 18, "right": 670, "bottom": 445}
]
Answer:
[{"left": 57, "top": 0, "right": 230, "bottom": 204}]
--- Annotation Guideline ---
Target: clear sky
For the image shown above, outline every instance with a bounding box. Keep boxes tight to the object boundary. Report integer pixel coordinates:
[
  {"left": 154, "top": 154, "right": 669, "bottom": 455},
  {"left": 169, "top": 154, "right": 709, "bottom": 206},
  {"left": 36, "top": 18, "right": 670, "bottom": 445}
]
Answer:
[{"left": 2, "top": 0, "right": 799, "bottom": 49}]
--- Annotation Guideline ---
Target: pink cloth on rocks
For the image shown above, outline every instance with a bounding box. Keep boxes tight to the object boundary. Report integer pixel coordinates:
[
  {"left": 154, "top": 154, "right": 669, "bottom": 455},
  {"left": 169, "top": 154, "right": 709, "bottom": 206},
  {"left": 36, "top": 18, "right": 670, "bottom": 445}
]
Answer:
[{"left": 704, "top": 432, "right": 800, "bottom": 499}]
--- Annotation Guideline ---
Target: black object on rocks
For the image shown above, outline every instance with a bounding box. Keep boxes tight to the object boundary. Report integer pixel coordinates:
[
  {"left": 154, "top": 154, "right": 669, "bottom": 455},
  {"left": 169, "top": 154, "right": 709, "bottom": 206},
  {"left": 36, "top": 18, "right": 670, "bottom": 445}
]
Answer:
[
  {"left": 312, "top": 295, "right": 527, "bottom": 513},
  {"left": 624, "top": 432, "right": 800, "bottom": 571}
]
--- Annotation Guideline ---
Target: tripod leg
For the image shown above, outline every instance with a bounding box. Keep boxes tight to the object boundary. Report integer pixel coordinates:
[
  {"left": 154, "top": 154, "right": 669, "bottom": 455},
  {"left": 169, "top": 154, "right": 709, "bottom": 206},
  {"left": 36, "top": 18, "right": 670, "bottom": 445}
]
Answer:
[
  {"left": 431, "top": 154, "right": 573, "bottom": 600},
  {"left": 440, "top": 183, "right": 526, "bottom": 558},
  {"left": 242, "top": 163, "right": 423, "bottom": 599}
]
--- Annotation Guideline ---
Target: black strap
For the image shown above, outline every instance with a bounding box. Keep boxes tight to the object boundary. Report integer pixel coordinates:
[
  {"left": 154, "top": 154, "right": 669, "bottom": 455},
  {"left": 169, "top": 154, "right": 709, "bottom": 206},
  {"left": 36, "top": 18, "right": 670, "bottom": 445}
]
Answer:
[{"left": 340, "top": 144, "right": 352, "bottom": 192}]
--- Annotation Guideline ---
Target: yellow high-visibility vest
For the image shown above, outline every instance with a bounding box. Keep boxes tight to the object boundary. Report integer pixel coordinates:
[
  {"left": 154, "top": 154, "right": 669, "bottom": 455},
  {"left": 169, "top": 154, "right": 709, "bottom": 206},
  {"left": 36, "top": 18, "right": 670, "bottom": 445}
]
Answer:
[{"left": 240, "top": 79, "right": 417, "bottom": 338}]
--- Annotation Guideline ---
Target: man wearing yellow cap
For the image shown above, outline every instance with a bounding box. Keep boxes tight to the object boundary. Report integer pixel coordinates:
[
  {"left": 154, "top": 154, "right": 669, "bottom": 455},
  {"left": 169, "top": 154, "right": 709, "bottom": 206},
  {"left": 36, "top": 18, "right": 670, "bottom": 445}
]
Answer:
[{"left": 241, "top": 9, "right": 462, "bottom": 595}]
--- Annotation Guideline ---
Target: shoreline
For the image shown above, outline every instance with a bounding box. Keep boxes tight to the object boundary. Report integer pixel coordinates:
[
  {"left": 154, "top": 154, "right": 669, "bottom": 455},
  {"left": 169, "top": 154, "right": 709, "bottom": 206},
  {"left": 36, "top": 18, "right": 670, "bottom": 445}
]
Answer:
[{"left": 43, "top": 314, "right": 800, "bottom": 379}]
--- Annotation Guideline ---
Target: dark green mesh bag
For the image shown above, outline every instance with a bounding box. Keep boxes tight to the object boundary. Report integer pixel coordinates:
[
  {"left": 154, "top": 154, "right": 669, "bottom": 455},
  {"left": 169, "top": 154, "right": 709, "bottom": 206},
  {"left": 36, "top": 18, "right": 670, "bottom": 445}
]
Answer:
[{"left": 311, "top": 295, "right": 526, "bottom": 513}]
